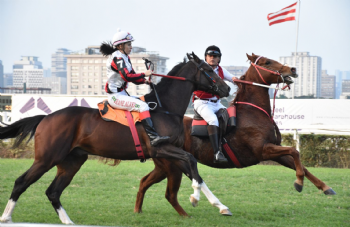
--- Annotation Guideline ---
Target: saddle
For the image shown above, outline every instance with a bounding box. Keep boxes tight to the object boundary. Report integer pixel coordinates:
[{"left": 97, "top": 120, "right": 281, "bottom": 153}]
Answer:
[
  {"left": 191, "top": 106, "right": 236, "bottom": 137},
  {"left": 97, "top": 100, "right": 142, "bottom": 126}
]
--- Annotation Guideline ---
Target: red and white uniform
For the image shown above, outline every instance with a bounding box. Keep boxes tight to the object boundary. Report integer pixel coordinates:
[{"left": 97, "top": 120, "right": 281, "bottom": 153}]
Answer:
[
  {"left": 106, "top": 50, "right": 149, "bottom": 112},
  {"left": 193, "top": 65, "right": 234, "bottom": 126}
]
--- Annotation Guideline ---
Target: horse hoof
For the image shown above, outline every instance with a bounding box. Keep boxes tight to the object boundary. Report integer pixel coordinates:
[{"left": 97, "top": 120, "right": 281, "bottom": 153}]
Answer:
[
  {"left": 294, "top": 182, "right": 303, "bottom": 192},
  {"left": 190, "top": 195, "right": 199, "bottom": 207},
  {"left": 220, "top": 209, "right": 232, "bottom": 216},
  {"left": 0, "top": 217, "right": 12, "bottom": 223},
  {"left": 324, "top": 188, "right": 336, "bottom": 195}
]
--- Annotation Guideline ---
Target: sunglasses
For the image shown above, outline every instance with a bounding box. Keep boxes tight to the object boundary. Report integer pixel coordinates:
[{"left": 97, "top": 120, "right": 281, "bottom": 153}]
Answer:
[{"left": 206, "top": 50, "right": 221, "bottom": 56}]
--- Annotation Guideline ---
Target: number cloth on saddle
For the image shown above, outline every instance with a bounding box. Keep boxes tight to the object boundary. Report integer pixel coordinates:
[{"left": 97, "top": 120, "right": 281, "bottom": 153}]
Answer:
[
  {"left": 191, "top": 106, "right": 236, "bottom": 137},
  {"left": 98, "top": 100, "right": 142, "bottom": 126}
]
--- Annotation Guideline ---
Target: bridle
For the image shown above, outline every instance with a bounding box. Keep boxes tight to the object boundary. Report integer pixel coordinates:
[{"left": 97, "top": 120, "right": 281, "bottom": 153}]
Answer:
[
  {"left": 143, "top": 58, "right": 225, "bottom": 115},
  {"left": 234, "top": 56, "right": 291, "bottom": 122}
]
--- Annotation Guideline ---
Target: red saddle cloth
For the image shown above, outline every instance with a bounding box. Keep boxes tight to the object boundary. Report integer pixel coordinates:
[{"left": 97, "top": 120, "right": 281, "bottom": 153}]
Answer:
[
  {"left": 191, "top": 106, "right": 236, "bottom": 137},
  {"left": 97, "top": 100, "right": 146, "bottom": 161}
]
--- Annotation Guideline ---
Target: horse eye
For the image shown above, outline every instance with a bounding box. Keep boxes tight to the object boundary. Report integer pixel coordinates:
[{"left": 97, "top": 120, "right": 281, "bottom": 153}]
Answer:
[{"left": 266, "top": 61, "right": 271, "bottom": 65}]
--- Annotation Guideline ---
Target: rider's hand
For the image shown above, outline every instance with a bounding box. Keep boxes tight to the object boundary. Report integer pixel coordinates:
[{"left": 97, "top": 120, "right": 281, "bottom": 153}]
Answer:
[{"left": 144, "top": 69, "right": 152, "bottom": 77}]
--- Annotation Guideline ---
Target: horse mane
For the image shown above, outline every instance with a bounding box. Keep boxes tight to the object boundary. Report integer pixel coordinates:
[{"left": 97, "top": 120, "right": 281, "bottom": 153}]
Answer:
[
  {"left": 230, "top": 74, "right": 247, "bottom": 106},
  {"left": 144, "top": 58, "right": 188, "bottom": 101}
]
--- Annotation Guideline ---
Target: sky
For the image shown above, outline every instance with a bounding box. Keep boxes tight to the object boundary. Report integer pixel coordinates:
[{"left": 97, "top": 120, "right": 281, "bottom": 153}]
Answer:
[{"left": 1, "top": 0, "right": 349, "bottom": 76}]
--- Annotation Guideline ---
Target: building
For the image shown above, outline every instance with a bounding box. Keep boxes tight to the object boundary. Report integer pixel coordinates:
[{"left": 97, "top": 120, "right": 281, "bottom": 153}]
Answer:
[
  {"left": 0, "top": 60, "right": 4, "bottom": 88},
  {"left": 0, "top": 87, "right": 51, "bottom": 94},
  {"left": 221, "top": 66, "right": 248, "bottom": 96},
  {"left": 42, "top": 76, "right": 67, "bottom": 94},
  {"left": 43, "top": 68, "right": 51, "bottom": 78},
  {"left": 3, "top": 73, "right": 13, "bottom": 87},
  {"left": 279, "top": 52, "right": 322, "bottom": 98},
  {"left": 222, "top": 66, "right": 248, "bottom": 78},
  {"left": 13, "top": 56, "right": 43, "bottom": 88},
  {"left": 340, "top": 80, "right": 350, "bottom": 99},
  {"left": 52, "top": 48, "right": 70, "bottom": 78},
  {"left": 66, "top": 46, "right": 168, "bottom": 96},
  {"left": 335, "top": 70, "right": 350, "bottom": 99},
  {"left": 320, "top": 70, "right": 336, "bottom": 99}
]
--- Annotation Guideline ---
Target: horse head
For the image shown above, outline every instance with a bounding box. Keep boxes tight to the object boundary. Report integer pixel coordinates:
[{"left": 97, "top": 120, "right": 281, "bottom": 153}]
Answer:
[
  {"left": 187, "top": 52, "right": 230, "bottom": 98},
  {"left": 246, "top": 53, "right": 298, "bottom": 85}
]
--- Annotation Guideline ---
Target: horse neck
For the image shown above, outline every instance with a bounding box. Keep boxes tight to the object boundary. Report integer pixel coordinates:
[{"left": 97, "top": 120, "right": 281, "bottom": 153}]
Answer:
[
  {"left": 160, "top": 66, "right": 197, "bottom": 116},
  {"left": 236, "top": 67, "right": 272, "bottom": 114}
]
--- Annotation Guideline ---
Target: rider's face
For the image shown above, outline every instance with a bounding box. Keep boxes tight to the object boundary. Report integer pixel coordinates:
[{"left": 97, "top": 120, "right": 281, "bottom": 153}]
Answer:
[
  {"left": 123, "top": 42, "right": 132, "bottom": 55},
  {"left": 118, "top": 42, "right": 132, "bottom": 55},
  {"left": 205, "top": 55, "right": 220, "bottom": 68}
]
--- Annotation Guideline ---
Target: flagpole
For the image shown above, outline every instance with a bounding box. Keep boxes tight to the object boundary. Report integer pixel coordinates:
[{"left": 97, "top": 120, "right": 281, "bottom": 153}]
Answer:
[{"left": 292, "top": 0, "right": 301, "bottom": 99}]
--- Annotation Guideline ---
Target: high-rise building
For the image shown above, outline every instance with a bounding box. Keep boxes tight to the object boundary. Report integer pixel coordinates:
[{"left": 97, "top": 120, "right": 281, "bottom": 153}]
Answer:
[
  {"left": 52, "top": 48, "right": 70, "bottom": 78},
  {"left": 279, "top": 52, "right": 322, "bottom": 98},
  {"left": 335, "top": 70, "right": 350, "bottom": 99},
  {"left": 320, "top": 70, "right": 336, "bottom": 99},
  {"left": 0, "top": 60, "right": 4, "bottom": 88},
  {"left": 221, "top": 66, "right": 248, "bottom": 96},
  {"left": 65, "top": 46, "right": 168, "bottom": 96},
  {"left": 340, "top": 80, "right": 350, "bottom": 99},
  {"left": 42, "top": 76, "right": 67, "bottom": 94},
  {"left": 13, "top": 56, "right": 43, "bottom": 88},
  {"left": 43, "top": 68, "right": 51, "bottom": 78},
  {"left": 3, "top": 73, "right": 13, "bottom": 87}
]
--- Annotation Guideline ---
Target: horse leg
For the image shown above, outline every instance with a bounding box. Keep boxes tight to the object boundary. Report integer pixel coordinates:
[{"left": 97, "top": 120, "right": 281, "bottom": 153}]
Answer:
[
  {"left": 0, "top": 160, "right": 55, "bottom": 223},
  {"left": 154, "top": 145, "right": 203, "bottom": 207},
  {"left": 274, "top": 155, "right": 336, "bottom": 195},
  {"left": 45, "top": 151, "right": 88, "bottom": 224},
  {"left": 134, "top": 160, "right": 167, "bottom": 214},
  {"left": 263, "top": 144, "right": 305, "bottom": 192}
]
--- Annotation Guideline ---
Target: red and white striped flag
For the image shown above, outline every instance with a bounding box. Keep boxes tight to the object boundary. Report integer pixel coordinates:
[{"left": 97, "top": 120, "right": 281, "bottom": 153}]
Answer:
[{"left": 267, "top": 2, "right": 297, "bottom": 26}]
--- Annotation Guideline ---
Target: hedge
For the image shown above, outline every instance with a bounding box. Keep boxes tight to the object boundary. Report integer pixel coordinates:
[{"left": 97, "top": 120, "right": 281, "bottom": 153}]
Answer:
[
  {"left": 1, "top": 135, "right": 349, "bottom": 168},
  {"left": 281, "top": 134, "right": 350, "bottom": 168}
]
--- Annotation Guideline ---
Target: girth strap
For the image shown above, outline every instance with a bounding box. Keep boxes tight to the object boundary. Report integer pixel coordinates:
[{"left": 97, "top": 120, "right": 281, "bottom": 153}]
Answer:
[{"left": 125, "top": 111, "right": 146, "bottom": 162}]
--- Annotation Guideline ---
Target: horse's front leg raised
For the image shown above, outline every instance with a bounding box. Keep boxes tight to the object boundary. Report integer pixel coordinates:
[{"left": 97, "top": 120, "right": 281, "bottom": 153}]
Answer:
[
  {"left": 262, "top": 144, "right": 305, "bottom": 192},
  {"left": 154, "top": 144, "right": 203, "bottom": 206}
]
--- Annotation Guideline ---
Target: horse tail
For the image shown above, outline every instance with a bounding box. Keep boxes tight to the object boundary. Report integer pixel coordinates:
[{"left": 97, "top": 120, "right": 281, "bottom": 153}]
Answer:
[
  {"left": 100, "top": 41, "right": 116, "bottom": 56},
  {"left": 0, "top": 115, "right": 46, "bottom": 148}
]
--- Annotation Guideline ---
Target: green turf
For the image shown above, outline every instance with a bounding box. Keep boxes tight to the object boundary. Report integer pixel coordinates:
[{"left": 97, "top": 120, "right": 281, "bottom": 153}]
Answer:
[{"left": 0, "top": 159, "right": 349, "bottom": 226}]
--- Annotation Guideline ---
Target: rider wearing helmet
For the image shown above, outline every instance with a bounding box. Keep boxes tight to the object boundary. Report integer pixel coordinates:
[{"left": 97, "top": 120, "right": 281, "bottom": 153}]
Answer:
[
  {"left": 193, "top": 45, "right": 236, "bottom": 163},
  {"left": 100, "top": 29, "right": 169, "bottom": 146}
]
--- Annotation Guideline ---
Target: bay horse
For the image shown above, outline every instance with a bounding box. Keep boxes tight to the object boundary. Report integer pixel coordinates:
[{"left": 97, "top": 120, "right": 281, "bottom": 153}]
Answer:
[
  {"left": 134, "top": 53, "right": 336, "bottom": 216},
  {"left": 0, "top": 52, "right": 230, "bottom": 224}
]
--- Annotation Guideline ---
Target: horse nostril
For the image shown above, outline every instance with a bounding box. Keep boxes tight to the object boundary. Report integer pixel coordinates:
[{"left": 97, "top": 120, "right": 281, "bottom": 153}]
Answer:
[
  {"left": 228, "top": 87, "right": 231, "bottom": 92},
  {"left": 291, "top": 67, "right": 296, "bottom": 74}
]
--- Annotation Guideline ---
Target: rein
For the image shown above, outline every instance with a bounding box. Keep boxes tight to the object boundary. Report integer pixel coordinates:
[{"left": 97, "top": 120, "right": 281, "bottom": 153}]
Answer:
[
  {"left": 234, "top": 56, "right": 290, "bottom": 122},
  {"left": 144, "top": 58, "right": 220, "bottom": 118}
]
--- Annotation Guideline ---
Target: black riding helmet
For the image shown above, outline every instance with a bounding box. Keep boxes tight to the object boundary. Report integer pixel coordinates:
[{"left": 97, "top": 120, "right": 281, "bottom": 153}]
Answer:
[{"left": 204, "top": 45, "right": 222, "bottom": 63}]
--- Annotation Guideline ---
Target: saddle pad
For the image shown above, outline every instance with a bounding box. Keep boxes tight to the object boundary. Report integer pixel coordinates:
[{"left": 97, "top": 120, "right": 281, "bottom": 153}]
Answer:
[{"left": 98, "top": 100, "right": 141, "bottom": 126}]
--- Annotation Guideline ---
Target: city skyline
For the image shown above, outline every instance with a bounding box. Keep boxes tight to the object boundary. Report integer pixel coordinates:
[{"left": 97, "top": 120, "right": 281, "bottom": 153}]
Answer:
[{"left": 1, "top": 0, "right": 349, "bottom": 76}]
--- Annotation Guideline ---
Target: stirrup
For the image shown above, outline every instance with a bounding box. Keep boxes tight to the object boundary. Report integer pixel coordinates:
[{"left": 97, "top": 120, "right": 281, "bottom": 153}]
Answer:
[
  {"left": 214, "top": 151, "right": 228, "bottom": 163},
  {"left": 150, "top": 136, "right": 170, "bottom": 146}
]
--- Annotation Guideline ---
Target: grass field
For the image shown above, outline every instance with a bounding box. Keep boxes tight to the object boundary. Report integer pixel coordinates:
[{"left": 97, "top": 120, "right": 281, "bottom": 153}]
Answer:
[{"left": 0, "top": 159, "right": 349, "bottom": 227}]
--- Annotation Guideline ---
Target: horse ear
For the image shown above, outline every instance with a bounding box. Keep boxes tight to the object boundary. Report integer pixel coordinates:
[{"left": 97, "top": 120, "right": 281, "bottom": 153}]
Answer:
[
  {"left": 192, "top": 52, "right": 200, "bottom": 62},
  {"left": 246, "top": 53, "right": 253, "bottom": 62},
  {"left": 187, "top": 53, "right": 192, "bottom": 60}
]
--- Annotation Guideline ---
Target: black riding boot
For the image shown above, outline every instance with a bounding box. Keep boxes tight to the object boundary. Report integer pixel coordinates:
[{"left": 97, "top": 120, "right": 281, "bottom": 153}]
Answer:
[
  {"left": 207, "top": 125, "right": 228, "bottom": 163},
  {"left": 141, "top": 118, "right": 169, "bottom": 146}
]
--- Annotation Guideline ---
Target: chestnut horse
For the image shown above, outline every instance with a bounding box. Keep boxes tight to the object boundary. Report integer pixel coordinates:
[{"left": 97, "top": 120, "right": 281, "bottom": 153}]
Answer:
[
  {"left": 134, "top": 54, "right": 336, "bottom": 216},
  {"left": 0, "top": 53, "right": 230, "bottom": 224}
]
